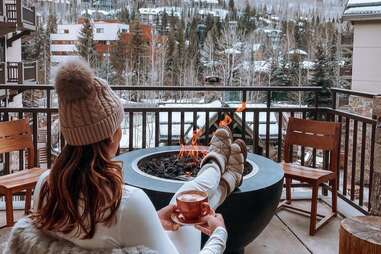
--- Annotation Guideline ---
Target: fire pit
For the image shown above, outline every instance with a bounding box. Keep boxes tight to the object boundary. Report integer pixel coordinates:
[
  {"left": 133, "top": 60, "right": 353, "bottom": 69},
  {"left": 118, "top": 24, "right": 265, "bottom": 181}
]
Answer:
[
  {"left": 118, "top": 146, "right": 283, "bottom": 254},
  {"left": 137, "top": 146, "right": 254, "bottom": 181}
]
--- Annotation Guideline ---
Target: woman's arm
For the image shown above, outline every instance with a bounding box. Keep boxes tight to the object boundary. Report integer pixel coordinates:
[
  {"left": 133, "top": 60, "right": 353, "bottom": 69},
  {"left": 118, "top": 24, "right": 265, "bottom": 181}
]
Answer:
[
  {"left": 199, "top": 227, "right": 228, "bottom": 254},
  {"left": 118, "top": 187, "right": 180, "bottom": 253},
  {"left": 120, "top": 188, "right": 228, "bottom": 254}
]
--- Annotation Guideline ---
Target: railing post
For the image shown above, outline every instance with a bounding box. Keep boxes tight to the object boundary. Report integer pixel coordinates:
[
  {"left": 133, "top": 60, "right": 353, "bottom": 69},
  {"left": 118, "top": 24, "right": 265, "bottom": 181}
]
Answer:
[
  {"left": 370, "top": 96, "right": 381, "bottom": 215},
  {"left": 16, "top": 0, "right": 21, "bottom": 27},
  {"left": 17, "top": 62, "right": 23, "bottom": 84}
]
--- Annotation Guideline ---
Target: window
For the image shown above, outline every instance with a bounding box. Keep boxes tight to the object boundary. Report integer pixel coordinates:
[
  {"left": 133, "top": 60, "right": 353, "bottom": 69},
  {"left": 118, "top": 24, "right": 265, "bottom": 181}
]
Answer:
[
  {"left": 121, "top": 29, "right": 128, "bottom": 33},
  {"left": 96, "top": 28, "right": 104, "bottom": 33},
  {"left": 64, "top": 29, "right": 69, "bottom": 34}
]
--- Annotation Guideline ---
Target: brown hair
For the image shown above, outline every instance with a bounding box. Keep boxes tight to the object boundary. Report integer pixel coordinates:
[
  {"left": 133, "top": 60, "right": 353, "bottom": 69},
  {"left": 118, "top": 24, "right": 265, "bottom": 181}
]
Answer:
[{"left": 32, "top": 138, "right": 123, "bottom": 239}]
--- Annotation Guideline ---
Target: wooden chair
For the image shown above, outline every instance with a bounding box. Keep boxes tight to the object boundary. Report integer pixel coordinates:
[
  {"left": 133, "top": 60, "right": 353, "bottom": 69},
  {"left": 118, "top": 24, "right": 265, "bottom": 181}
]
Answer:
[
  {"left": 278, "top": 117, "right": 341, "bottom": 235},
  {"left": 0, "top": 119, "right": 46, "bottom": 227}
]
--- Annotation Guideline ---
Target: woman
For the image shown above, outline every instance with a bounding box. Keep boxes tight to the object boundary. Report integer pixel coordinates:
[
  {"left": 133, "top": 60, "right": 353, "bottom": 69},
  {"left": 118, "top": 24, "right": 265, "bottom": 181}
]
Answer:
[{"left": 32, "top": 60, "right": 246, "bottom": 253}]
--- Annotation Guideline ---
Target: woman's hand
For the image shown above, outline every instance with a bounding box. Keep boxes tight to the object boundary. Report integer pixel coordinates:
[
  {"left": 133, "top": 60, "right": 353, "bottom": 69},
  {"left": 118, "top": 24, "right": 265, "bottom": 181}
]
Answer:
[
  {"left": 194, "top": 213, "right": 225, "bottom": 236},
  {"left": 158, "top": 204, "right": 180, "bottom": 231}
]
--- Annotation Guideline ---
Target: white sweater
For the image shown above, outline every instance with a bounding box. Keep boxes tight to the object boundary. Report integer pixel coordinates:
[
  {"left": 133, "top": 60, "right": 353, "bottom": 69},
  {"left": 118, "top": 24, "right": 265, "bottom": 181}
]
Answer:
[{"left": 33, "top": 171, "right": 228, "bottom": 254}]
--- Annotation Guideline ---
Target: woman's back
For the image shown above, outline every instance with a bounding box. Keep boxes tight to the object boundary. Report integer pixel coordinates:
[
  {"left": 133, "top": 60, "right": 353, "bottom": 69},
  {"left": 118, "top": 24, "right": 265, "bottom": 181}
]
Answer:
[{"left": 33, "top": 171, "right": 180, "bottom": 252}]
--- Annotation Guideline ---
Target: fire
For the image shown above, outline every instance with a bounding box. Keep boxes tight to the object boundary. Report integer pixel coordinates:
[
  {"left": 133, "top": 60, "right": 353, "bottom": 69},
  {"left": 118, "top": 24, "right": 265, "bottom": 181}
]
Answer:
[
  {"left": 236, "top": 101, "right": 247, "bottom": 112},
  {"left": 219, "top": 114, "right": 233, "bottom": 127},
  {"left": 178, "top": 128, "right": 207, "bottom": 162}
]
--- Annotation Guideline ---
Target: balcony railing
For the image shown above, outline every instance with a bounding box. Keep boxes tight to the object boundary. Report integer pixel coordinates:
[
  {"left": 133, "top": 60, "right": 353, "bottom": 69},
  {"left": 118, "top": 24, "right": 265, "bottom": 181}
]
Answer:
[
  {"left": 0, "top": 85, "right": 377, "bottom": 215},
  {"left": 1, "top": 0, "right": 35, "bottom": 28},
  {"left": 0, "top": 62, "right": 37, "bottom": 84}
]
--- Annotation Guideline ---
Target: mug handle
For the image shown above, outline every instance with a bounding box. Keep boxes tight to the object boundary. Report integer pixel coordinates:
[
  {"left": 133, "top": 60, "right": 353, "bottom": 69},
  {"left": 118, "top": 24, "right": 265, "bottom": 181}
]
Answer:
[{"left": 201, "top": 202, "right": 211, "bottom": 216}]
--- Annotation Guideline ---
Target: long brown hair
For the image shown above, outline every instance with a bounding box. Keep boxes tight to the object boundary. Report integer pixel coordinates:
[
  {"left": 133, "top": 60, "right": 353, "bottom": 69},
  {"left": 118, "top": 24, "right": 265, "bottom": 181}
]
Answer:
[{"left": 32, "top": 138, "right": 123, "bottom": 239}]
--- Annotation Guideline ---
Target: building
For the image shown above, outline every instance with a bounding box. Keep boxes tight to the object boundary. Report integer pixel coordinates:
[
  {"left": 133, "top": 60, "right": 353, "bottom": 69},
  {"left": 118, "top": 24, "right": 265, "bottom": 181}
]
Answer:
[
  {"left": 343, "top": 0, "right": 381, "bottom": 93},
  {"left": 50, "top": 20, "right": 129, "bottom": 65},
  {"left": 0, "top": 0, "right": 37, "bottom": 86}
]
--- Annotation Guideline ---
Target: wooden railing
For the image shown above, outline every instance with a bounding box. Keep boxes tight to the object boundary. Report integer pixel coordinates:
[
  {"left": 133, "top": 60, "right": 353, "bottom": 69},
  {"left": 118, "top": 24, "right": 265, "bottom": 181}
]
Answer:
[
  {"left": 0, "top": 0, "right": 3, "bottom": 16},
  {"left": 2, "top": 0, "right": 35, "bottom": 27},
  {"left": 0, "top": 85, "right": 377, "bottom": 214},
  {"left": 3, "top": 62, "right": 37, "bottom": 84}
]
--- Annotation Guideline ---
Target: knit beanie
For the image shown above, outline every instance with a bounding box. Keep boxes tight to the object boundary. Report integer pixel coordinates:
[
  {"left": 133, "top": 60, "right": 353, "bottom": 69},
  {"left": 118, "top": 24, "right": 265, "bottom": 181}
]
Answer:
[{"left": 55, "top": 59, "right": 124, "bottom": 146}]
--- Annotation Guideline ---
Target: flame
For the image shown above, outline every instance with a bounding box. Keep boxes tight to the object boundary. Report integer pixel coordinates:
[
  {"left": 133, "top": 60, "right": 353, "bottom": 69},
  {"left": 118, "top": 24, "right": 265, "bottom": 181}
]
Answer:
[
  {"left": 178, "top": 129, "right": 207, "bottom": 162},
  {"left": 236, "top": 101, "right": 247, "bottom": 112},
  {"left": 219, "top": 114, "right": 233, "bottom": 128}
]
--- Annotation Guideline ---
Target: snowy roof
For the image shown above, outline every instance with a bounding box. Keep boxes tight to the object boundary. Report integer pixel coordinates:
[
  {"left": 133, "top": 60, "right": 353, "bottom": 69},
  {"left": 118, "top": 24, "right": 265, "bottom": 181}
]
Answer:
[
  {"left": 254, "top": 61, "right": 271, "bottom": 73},
  {"left": 343, "top": 0, "right": 381, "bottom": 21},
  {"left": 186, "top": 0, "right": 219, "bottom": 4},
  {"left": 80, "top": 9, "right": 118, "bottom": 16},
  {"left": 224, "top": 48, "right": 241, "bottom": 55},
  {"left": 227, "top": 103, "right": 279, "bottom": 138},
  {"left": 238, "top": 60, "right": 271, "bottom": 74},
  {"left": 252, "top": 43, "right": 263, "bottom": 52},
  {"left": 302, "top": 60, "right": 315, "bottom": 70},
  {"left": 288, "top": 49, "right": 308, "bottom": 56},
  {"left": 139, "top": 7, "right": 182, "bottom": 17},
  {"left": 198, "top": 9, "right": 228, "bottom": 19}
]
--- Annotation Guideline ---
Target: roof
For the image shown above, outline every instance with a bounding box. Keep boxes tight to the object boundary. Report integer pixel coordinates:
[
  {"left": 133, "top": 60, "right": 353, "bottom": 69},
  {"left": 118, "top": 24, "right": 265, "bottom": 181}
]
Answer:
[{"left": 343, "top": 0, "right": 381, "bottom": 21}]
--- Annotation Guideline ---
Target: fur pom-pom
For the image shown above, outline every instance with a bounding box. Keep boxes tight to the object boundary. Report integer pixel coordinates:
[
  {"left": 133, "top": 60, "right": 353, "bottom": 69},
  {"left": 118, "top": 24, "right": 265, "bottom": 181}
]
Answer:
[{"left": 54, "top": 59, "right": 95, "bottom": 101}]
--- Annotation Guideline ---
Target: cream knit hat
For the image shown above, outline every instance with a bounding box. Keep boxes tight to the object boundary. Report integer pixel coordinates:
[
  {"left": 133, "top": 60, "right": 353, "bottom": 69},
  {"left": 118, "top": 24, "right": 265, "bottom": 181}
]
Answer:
[{"left": 55, "top": 59, "right": 124, "bottom": 146}]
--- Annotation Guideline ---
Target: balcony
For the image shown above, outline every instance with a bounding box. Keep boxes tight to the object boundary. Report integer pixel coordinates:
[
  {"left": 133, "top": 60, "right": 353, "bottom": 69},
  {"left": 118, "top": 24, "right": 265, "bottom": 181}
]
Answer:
[
  {"left": 0, "top": 62, "right": 37, "bottom": 84},
  {"left": 0, "top": 0, "right": 36, "bottom": 36},
  {"left": 0, "top": 85, "right": 377, "bottom": 253}
]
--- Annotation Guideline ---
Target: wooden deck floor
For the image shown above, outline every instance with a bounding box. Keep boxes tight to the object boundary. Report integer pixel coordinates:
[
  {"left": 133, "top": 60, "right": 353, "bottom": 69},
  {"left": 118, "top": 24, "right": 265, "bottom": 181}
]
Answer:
[{"left": 0, "top": 201, "right": 341, "bottom": 253}]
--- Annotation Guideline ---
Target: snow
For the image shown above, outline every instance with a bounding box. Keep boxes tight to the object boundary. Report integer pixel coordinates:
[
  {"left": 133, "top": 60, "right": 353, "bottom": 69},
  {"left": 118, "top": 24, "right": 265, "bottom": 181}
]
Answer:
[{"left": 347, "top": 0, "right": 381, "bottom": 5}]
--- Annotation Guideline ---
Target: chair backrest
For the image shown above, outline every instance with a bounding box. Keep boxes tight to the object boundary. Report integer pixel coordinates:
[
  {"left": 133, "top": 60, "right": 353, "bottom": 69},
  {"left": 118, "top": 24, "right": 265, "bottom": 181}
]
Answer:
[
  {"left": 284, "top": 117, "right": 341, "bottom": 172},
  {"left": 0, "top": 118, "right": 34, "bottom": 169}
]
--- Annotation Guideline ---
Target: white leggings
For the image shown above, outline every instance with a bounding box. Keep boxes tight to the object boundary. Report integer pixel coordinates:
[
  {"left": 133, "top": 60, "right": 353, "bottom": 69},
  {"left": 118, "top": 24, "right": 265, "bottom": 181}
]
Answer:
[
  {"left": 167, "top": 162, "right": 228, "bottom": 254},
  {"left": 170, "top": 162, "right": 228, "bottom": 208}
]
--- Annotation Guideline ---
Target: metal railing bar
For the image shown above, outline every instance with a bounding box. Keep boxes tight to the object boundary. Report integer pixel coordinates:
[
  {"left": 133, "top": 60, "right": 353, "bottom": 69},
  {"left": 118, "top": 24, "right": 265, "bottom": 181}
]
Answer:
[
  {"left": 351, "top": 119, "right": 358, "bottom": 201},
  {"left": 359, "top": 122, "right": 366, "bottom": 206}
]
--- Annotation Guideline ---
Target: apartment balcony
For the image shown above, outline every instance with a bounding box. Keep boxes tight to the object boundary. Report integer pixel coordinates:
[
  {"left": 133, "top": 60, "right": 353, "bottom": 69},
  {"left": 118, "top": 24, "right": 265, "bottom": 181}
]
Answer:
[
  {"left": 0, "top": 0, "right": 36, "bottom": 36},
  {"left": 0, "top": 85, "right": 378, "bottom": 253},
  {"left": 0, "top": 62, "right": 37, "bottom": 85}
]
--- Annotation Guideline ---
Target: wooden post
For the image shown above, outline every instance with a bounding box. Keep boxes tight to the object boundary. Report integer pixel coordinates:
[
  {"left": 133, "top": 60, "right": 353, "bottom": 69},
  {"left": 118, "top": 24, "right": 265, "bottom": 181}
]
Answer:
[
  {"left": 17, "top": 62, "right": 23, "bottom": 84},
  {"left": 371, "top": 96, "right": 381, "bottom": 215}
]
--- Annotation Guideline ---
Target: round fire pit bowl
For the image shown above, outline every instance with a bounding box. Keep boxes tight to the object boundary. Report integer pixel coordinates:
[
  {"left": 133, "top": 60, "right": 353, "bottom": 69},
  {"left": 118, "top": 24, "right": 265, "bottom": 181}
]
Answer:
[{"left": 118, "top": 146, "right": 283, "bottom": 254}]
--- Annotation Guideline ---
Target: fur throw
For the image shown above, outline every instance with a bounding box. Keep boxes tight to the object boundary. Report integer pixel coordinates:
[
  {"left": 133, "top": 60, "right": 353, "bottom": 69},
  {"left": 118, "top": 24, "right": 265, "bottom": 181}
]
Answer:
[{"left": 2, "top": 218, "right": 157, "bottom": 254}]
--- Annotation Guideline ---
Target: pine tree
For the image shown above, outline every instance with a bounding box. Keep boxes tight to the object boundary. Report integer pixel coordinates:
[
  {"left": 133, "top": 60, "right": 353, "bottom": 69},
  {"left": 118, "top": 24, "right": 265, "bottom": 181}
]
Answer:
[
  {"left": 110, "top": 31, "right": 127, "bottom": 86},
  {"left": 306, "top": 43, "right": 333, "bottom": 108},
  {"left": 126, "top": 19, "right": 148, "bottom": 86},
  {"left": 270, "top": 58, "right": 291, "bottom": 102},
  {"left": 76, "top": 18, "right": 97, "bottom": 67},
  {"left": 228, "top": 0, "right": 237, "bottom": 20},
  {"left": 165, "top": 29, "right": 176, "bottom": 85},
  {"left": 160, "top": 11, "right": 168, "bottom": 34},
  {"left": 45, "top": 9, "right": 57, "bottom": 82},
  {"left": 118, "top": 8, "right": 130, "bottom": 23},
  {"left": 187, "top": 18, "right": 201, "bottom": 79},
  {"left": 23, "top": 21, "right": 47, "bottom": 84},
  {"left": 238, "top": 2, "right": 255, "bottom": 35}
]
